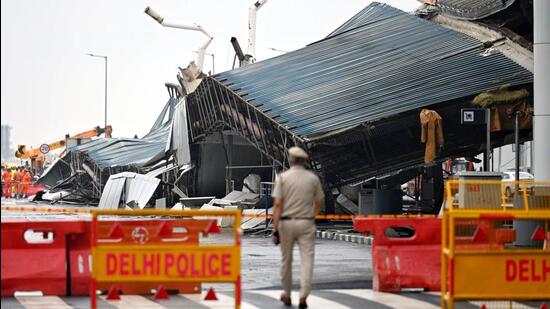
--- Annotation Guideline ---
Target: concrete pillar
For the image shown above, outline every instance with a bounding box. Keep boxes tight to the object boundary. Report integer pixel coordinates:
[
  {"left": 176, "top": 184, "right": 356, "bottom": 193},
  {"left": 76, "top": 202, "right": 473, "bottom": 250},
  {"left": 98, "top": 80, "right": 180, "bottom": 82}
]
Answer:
[
  {"left": 533, "top": 0, "right": 550, "bottom": 181},
  {"left": 515, "top": 0, "right": 550, "bottom": 246}
]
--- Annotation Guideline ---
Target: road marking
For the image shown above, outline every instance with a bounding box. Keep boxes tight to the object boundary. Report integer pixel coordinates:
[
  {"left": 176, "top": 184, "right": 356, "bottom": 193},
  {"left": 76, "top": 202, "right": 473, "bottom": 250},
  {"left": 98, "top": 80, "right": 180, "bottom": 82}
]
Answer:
[
  {"left": 334, "top": 289, "right": 440, "bottom": 309},
  {"left": 192, "top": 291, "right": 260, "bottom": 309},
  {"left": 100, "top": 295, "right": 165, "bottom": 308},
  {"left": 252, "top": 290, "right": 351, "bottom": 309},
  {"left": 15, "top": 296, "right": 72, "bottom": 309},
  {"left": 5, "top": 289, "right": 464, "bottom": 309}
]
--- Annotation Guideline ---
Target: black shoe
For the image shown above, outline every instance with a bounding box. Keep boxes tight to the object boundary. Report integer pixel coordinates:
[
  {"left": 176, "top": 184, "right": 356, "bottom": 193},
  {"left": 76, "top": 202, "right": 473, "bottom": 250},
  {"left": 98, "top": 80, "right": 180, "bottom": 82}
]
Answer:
[
  {"left": 299, "top": 301, "right": 308, "bottom": 309},
  {"left": 280, "top": 293, "right": 291, "bottom": 306}
]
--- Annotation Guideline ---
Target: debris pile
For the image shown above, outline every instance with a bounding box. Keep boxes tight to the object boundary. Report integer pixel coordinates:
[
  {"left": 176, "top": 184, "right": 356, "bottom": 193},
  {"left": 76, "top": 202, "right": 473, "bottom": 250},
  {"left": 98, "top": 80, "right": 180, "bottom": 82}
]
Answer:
[{"left": 37, "top": 84, "right": 192, "bottom": 207}]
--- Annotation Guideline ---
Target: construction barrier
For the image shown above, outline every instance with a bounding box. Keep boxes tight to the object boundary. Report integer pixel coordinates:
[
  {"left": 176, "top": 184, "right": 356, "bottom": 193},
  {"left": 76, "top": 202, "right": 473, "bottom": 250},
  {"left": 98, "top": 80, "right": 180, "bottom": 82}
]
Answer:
[
  {"left": 442, "top": 180, "right": 550, "bottom": 309},
  {"left": 1, "top": 219, "right": 88, "bottom": 296},
  {"left": 353, "top": 216, "right": 441, "bottom": 292},
  {"left": 90, "top": 209, "right": 242, "bottom": 309},
  {"left": 0, "top": 209, "right": 227, "bottom": 299}
]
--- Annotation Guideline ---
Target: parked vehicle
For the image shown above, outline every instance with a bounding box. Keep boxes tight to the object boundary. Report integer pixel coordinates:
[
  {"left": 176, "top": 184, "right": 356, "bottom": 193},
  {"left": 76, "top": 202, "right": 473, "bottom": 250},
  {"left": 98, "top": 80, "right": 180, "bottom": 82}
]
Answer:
[{"left": 502, "top": 171, "right": 534, "bottom": 197}]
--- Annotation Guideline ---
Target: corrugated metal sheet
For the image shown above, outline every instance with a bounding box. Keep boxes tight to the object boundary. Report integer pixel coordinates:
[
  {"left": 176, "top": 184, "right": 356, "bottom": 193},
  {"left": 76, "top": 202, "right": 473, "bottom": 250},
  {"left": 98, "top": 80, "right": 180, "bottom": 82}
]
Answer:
[
  {"left": 98, "top": 175, "right": 126, "bottom": 209},
  {"left": 98, "top": 172, "right": 160, "bottom": 209},
  {"left": 437, "top": 0, "right": 516, "bottom": 20},
  {"left": 212, "top": 1, "right": 532, "bottom": 138},
  {"left": 67, "top": 97, "right": 177, "bottom": 168},
  {"left": 124, "top": 173, "right": 161, "bottom": 209},
  {"left": 170, "top": 98, "right": 191, "bottom": 165},
  {"left": 326, "top": 3, "right": 403, "bottom": 38}
]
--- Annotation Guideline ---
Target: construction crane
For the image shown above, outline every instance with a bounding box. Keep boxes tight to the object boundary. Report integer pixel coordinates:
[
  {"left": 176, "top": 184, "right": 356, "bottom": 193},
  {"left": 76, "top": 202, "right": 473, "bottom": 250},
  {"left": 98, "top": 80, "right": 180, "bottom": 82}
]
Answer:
[{"left": 15, "top": 125, "right": 112, "bottom": 175}]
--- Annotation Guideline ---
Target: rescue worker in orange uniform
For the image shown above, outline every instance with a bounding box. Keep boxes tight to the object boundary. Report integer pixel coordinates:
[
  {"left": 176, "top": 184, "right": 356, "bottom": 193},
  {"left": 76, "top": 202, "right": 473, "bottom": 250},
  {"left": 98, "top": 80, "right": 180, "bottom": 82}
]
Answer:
[
  {"left": 21, "top": 168, "right": 32, "bottom": 198},
  {"left": 12, "top": 167, "right": 23, "bottom": 199},
  {"left": 2, "top": 167, "right": 13, "bottom": 198}
]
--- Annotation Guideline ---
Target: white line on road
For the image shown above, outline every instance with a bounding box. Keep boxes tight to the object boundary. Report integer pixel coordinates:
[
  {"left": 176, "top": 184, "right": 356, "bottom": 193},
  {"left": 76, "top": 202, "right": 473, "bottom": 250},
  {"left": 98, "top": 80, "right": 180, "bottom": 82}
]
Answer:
[
  {"left": 195, "top": 291, "right": 261, "bottom": 309},
  {"left": 252, "top": 290, "right": 352, "bottom": 309},
  {"left": 334, "top": 289, "right": 440, "bottom": 309},
  {"left": 15, "top": 296, "right": 72, "bottom": 309},
  {"left": 100, "top": 295, "right": 165, "bottom": 308}
]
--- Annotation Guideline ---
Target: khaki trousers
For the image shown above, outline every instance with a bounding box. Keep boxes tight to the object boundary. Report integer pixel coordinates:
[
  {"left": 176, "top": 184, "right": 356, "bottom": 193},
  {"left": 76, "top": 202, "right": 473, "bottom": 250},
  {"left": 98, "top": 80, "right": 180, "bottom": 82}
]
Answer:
[{"left": 279, "top": 219, "right": 315, "bottom": 298}]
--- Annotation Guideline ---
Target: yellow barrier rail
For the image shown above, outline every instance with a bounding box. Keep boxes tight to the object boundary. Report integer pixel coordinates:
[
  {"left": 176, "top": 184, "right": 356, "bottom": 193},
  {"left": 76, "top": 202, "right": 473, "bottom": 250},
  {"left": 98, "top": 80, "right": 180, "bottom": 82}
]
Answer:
[
  {"left": 442, "top": 180, "right": 550, "bottom": 309},
  {"left": 445, "top": 179, "right": 550, "bottom": 212},
  {"left": 90, "top": 209, "right": 242, "bottom": 309}
]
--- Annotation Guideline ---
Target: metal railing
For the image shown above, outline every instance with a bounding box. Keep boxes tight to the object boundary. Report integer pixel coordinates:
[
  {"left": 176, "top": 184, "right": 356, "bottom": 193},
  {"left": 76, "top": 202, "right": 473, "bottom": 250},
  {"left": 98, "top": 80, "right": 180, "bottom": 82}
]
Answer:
[{"left": 442, "top": 180, "right": 550, "bottom": 309}]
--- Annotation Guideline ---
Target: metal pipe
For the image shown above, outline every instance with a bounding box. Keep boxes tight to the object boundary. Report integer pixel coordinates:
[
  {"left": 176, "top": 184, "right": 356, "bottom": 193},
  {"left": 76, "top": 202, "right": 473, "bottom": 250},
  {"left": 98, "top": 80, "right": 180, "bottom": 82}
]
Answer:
[
  {"left": 515, "top": 111, "right": 520, "bottom": 193},
  {"left": 248, "top": 0, "right": 267, "bottom": 57},
  {"left": 86, "top": 53, "right": 108, "bottom": 128},
  {"left": 104, "top": 56, "right": 107, "bottom": 129},
  {"left": 484, "top": 108, "right": 491, "bottom": 171},
  {"left": 144, "top": 6, "right": 213, "bottom": 71},
  {"left": 231, "top": 37, "right": 245, "bottom": 61}
]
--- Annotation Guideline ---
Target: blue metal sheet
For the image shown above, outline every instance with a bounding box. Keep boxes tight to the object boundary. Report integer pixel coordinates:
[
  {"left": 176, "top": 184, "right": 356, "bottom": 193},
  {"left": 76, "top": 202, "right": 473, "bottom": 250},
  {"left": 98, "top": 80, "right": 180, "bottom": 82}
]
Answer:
[
  {"left": 437, "top": 0, "right": 517, "bottom": 20},
  {"left": 66, "top": 97, "right": 177, "bottom": 168},
  {"left": 213, "top": 2, "right": 532, "bottom": 138}
]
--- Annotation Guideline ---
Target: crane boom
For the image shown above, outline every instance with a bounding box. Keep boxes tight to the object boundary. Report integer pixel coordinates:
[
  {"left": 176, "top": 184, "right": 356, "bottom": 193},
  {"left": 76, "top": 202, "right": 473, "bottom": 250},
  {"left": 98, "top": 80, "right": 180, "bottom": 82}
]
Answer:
[{"left": 15, "top": 125, "right": 111, "bottom": 160}]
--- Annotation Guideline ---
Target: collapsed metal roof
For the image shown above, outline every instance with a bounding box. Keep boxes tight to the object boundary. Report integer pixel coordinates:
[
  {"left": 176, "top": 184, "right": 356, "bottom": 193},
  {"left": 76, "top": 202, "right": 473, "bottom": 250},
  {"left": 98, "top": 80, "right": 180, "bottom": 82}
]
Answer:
[
  {"left": 437, "top": 0, "right": 516, "bottom": 20},
  {"left": 187, "top": 2, "right": 533, "bottom": 188},
  {"left": 37, "top": 92, "right": 191, "bottom": 205},
  {"left": 66, "top": 97, "right": 176, "bottom": 168},
  {"left": 209, "top": 2, "right": 532, "bottom": 138}
]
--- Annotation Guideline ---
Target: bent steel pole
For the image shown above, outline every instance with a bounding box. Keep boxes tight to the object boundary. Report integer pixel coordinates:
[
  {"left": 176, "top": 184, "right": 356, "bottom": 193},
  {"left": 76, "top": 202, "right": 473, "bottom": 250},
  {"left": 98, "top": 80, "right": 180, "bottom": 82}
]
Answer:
[
  {"left": 144, "top": 6, "right": 213, "bottom": 71},
  {"left": 247, "top": 0, "right": 267, "bottom": 59}
]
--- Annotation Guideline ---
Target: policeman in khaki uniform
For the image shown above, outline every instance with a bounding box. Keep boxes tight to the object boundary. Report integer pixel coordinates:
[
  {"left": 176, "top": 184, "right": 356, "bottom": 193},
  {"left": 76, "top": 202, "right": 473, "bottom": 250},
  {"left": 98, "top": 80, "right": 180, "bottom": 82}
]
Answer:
[{"left": 272, "top": 146, "right": 324, "bottom": 309}]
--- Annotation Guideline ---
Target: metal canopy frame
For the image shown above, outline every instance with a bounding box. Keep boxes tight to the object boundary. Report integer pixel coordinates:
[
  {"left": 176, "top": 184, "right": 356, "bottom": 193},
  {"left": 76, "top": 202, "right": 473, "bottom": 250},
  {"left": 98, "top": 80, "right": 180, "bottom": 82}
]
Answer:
[{"left": 187, "top": 77, "right": 307, "bottom": 167}]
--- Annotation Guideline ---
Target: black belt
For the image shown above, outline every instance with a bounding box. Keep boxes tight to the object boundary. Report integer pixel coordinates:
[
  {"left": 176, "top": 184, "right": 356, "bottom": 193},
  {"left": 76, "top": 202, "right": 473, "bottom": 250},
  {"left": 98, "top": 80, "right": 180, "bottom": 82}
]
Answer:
[{"left": 280, "top": 216, "right": 315, "bottom": 220}]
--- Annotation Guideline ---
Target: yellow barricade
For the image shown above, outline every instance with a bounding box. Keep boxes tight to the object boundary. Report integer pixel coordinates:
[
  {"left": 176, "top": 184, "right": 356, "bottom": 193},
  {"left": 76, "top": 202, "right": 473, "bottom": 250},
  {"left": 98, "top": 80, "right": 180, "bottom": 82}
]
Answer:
[
  {"left": 442, "top": 180, "right": 550, "bottom": 309},
  {"left": 90, "top": 209, "right": 242, "bottom": 309}
]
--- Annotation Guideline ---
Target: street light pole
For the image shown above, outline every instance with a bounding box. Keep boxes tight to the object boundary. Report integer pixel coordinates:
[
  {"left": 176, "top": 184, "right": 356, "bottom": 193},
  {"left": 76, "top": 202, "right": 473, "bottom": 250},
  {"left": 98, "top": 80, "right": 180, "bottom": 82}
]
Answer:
[
  {"left": 193, "top": 51, "right": 215, "bottom": 74},
  {"left": 144, "top": 6, "right": 213, "bottom": 71},
  {"left": 87, "top": 53, "right": 108, "bottom": 128}
]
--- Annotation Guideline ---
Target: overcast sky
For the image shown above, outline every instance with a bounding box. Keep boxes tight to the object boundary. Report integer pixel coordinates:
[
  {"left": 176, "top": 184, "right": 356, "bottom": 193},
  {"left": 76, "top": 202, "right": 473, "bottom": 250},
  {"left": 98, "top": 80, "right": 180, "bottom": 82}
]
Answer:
[{"left": 1, "top": 0, "right": 418, "bottom": 149}]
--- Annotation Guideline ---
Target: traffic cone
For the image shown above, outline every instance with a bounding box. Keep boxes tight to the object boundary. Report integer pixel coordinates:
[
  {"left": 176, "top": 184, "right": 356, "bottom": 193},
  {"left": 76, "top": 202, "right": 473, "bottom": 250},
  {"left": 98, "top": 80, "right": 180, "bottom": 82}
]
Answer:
[
  {"left": 106, "top": 287, "right": 121, "bottom": 300},
  {"left": 154, "top": 286, "right": 169, "bottom": 300},
  {"left": 204, "top": 287, "right": 218, "bottom": 301}
]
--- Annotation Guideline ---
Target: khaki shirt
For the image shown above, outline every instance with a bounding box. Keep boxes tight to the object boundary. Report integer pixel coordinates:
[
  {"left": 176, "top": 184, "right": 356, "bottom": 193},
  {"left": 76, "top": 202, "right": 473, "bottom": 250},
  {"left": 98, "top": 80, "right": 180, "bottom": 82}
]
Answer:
[{"left": 271, "top": 166, "right": 324, "bottom": 218}]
